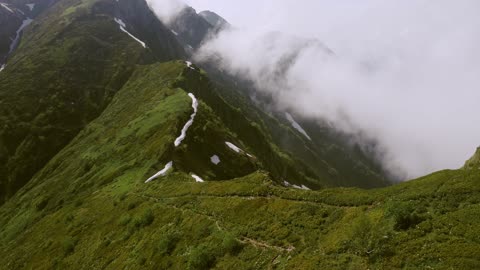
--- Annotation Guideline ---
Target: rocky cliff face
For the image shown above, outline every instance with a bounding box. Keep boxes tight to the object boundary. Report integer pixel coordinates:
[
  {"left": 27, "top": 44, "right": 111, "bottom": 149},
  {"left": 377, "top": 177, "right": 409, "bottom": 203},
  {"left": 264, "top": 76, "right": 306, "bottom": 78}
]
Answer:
[
  {"left": 199, "top": 10, "right": 230, "bottom": 29},
  {"left": 0, "top": 0, "right": 60, "bottom": 63},
  {"left": 168, "top": 6, "right": 216, "bottom": 51},
  {"left": 0, "top": 2, "right": 24, "bottom": 63}
]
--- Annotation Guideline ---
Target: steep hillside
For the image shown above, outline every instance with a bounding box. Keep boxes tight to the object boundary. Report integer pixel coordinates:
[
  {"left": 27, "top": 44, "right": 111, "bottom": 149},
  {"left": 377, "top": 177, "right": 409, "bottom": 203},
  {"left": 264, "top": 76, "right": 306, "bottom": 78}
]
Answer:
[
  {"left": 0, "top": 0, "right": 393, "bottom": 206},
  {"left": 1, "top": 110, "right": 479, "bottom": 269},
  {"left": 0, "top": 1, "right": 25, "bottom": 63},
  {"left": 0, "top": 0, "right": 479, "bottom": 269},
  {"left": 201, "top": 67, "right": 390, "bottom": 188},
  {"left": 0, "top": 0, "right": 59, "bottom": 63},
  {"left": 1, "top": 59, "right": 479, "bottom": 269},
  {"left": 199, "top": 10, "right": 230, "bottom": 29},
  {"left": 0, "top": 0, "right": 184, "bottom": 203},
  {"left": 167, "top": 6, "right": 216, "bottom": 51}
]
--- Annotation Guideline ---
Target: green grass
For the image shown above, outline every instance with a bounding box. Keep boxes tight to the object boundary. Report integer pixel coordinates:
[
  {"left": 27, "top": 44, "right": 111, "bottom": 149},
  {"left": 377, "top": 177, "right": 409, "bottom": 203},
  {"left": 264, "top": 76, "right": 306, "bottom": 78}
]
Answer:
[
  {"left": 1, "top": 56, "right": 479, "bottom": 269},
  {"left": 2, "top": 166, "right": 480, "bottom": 269},
  {"left": 0, "top": 4, "right": 479, "bottom": 268}
]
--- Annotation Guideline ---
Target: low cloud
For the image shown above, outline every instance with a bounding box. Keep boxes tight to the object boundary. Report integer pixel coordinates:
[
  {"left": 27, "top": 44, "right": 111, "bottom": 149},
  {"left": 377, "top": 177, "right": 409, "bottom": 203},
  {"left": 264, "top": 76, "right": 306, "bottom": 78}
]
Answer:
[
  {"left": 150, "top": 0, "right": 480, "bottom": 179},
  {"left": 146, "top": 0, "right": 186, "bottom": 25}
]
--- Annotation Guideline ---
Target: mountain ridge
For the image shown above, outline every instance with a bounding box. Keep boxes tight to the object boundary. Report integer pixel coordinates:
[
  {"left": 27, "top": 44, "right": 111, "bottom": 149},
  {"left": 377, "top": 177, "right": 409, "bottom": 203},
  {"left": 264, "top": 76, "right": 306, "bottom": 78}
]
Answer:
[{"left": 0, "top": 0, "right": 478, "bottom": 269}]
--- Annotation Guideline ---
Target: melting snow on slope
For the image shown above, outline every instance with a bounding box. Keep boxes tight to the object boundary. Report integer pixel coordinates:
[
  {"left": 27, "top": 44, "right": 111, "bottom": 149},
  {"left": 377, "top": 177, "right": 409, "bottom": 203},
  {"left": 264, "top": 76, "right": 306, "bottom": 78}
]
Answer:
[
  {"left": 0, "top": 64, "right": 5, "bottom": 73},
  {"left": 285, "top": 113, "right": 311, "bottom": 141},
  {"left": 284, "top": 181, "right": 310, "bottom": 190},
  {"left": 225, "top": 142, "right": 242, "bottom": 153},
  {"left": 293, "top": 184, "right": 311, "bottom": 190},
  {"left": 9, "top": 18, "right": 33, "bottom": 54},
  {"left": 1, "top": 3, "right": 14, "bottom": 13},
  {"left": 185, "top": 61, "right": 195, "bottom": 70},
  {"left": 145, "top": 161, "right": 173, "bottom": 183},
  {"left": 225, "top": 141, "right": 254, "bottom": 157},
  {"left": 114, "top": 18, "right": 146, "bottom": 48},
  {"left": 26, "top": 3, "right": 35, "bottom": 11},
  {"left": 191, "top": 174, "right": 204, "bottom": 183},
  {"left": 174, "top": 93, "right": 198, "bottom": 147},
  {"left": 210, "top": 155, "right": 221, "bottom": 165},
  {"left": 171, "top": 30, "right": 178, "bottom": 36}
]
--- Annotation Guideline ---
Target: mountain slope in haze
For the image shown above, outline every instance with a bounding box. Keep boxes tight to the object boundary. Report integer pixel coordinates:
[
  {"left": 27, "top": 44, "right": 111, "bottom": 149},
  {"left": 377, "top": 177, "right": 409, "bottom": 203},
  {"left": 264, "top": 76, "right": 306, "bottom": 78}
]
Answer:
[
  {"left": 199, "top": 10, "right": 230, "bottom": 29},
  {"left": 0, "top": 1, "right": 25, "bottom": 63},
  {"left": 167, "top": 6, "right": 216, "bottom": 51},
  {"left": 167, "top": 6, "right": 391, "bottom": 188},
  {"left": 0, "top": 0, "right": 58, "bottom": 63}
]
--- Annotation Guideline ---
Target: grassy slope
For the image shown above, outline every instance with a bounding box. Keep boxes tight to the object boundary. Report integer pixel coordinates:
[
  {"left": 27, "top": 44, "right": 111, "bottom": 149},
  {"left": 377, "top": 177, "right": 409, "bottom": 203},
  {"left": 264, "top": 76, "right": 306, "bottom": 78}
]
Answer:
[
  {"left": 1, "top": 61, "right": 479, "bottom": 269},
  {"left": 0, "top": 0, "right": 184, "bottom": 203}
]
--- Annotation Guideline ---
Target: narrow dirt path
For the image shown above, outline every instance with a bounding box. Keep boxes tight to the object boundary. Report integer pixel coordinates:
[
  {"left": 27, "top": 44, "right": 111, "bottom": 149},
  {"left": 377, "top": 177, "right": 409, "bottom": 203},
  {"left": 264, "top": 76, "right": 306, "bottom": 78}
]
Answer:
[{"left": 134, "top": 192, "right": 296, "bottom": 253}]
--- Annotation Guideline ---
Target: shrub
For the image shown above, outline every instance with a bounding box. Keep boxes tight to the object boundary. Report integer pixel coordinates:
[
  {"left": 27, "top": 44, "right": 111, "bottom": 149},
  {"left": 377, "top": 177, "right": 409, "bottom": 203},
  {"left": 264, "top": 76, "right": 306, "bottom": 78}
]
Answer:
[
  {"left": 133, "top": 209, "right": 154, "bottom": 228},
  {"left": 346, "top": 215, "right": 393, "bottom": 260},
  {"left": 35, "top": 197, "right": 49, "bottom": 211},
  {"left": 119, "top": 192, "right": 128, "bottom": 201},
  {"left": 127, "top": 201, "right": 138, "bottom": 210},
  {"left": 63, "top": 237, "right": 77, "bottom": 256},
  {"left": 119, "top": 214, "right": 132, "bottom": 226},
  {"left": 157, "top": 231, "right": 180, "bottom": 255},
  {"left": 221, "top": 234, "right": 243, "bottom": 255},
  {"left": 188, "top": 245, "right": 215, "bottom": 270},
  {"left": 386, "top": 201, "right": 424, "bottom": 231}
]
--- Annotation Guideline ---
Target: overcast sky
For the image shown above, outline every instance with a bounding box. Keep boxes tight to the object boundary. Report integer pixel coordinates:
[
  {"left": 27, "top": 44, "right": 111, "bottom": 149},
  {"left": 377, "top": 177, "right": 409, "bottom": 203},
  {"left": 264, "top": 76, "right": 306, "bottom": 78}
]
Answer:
[{"left": 149, "top": 0, "right": 480, "bottom": 179}]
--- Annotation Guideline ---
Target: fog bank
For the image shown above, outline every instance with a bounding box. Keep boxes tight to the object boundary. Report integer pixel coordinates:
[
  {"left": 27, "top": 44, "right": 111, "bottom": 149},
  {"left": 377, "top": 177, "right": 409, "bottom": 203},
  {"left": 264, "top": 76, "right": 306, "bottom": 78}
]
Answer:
[{"left": 150, "top": 0, "right": 480, "bottom": 179}]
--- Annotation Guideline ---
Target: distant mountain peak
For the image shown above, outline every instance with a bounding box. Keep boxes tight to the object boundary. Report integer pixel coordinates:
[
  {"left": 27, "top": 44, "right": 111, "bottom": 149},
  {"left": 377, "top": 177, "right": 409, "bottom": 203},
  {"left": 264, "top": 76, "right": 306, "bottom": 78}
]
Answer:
[
  {"left": 464, "top": 147, "right": 480, "bottom": 169},
  {"left": 199, "top": 10, "right": 229, "bottom": 29}
]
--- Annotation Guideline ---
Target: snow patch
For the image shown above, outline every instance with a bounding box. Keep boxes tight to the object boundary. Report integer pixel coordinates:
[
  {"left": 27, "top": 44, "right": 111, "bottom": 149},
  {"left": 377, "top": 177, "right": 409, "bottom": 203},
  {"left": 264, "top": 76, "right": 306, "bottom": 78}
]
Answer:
[
  {"left": 9, "top": 18, "right": 33, "bottom": 54},
  {"left": 114, "top": 18, "right": 146, "bottom": 48},
  {"left": 284, "top": 181, "right": 310, "bottom": 190},
  {"left": 225, "top": 141, "right": 254, "bottom": 157},
  {"left": 1, "top": 3, "right": 14, "bottom": 13},
  {"left": 114, "top": 17, "right": 126, "bottom": 28},
  {"left": 174, "top": 93, "right": 198, "bottom": 147},
  {"left": 285, "top": 113, "right": 311, "bottom": 141},
  {"left": 292, "top": 184, "right": 310, "bottom": 190},
  {"left": 171, "top": 30, "right": 178, "bottom": 36},
  {"left": 145, "top": 161, "right": 173, "bottom": 183},
  {"left": 191, "top": 174, "right": 204, "bottom": 183},
  {"left": 185, "top": 61, "right": 195, "bottom": 70},
  {"left": 225, "top": 142, "right": 242, "bottom": 153},
  {"left": 26, "top": 3, "right": 35, "bottom": 11},
  {"left": 0, "top": 64, "right": 5, "bottom": 73},
  {"left": 301, "top": 185, "right": 311, "bottom": 190},
  {"left": 210, "top": 155, "right": 221, "bottom": 165}
]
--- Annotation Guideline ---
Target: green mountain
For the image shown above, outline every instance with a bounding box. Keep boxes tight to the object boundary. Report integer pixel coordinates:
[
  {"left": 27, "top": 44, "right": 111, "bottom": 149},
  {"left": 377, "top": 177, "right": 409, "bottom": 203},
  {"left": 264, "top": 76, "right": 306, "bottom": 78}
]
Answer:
[
  {"left": 0, "top": 0, "right": 184, "bottom": 204},
  {"left": 0, "top": 0, "right": 479, "bottom": 269}
]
